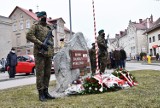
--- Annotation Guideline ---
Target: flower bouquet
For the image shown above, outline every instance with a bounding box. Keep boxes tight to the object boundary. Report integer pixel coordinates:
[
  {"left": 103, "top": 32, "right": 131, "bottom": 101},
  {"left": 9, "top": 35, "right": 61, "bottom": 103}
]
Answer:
[{"left": 112, "top": 68, "right": 138, "bottom": 87}]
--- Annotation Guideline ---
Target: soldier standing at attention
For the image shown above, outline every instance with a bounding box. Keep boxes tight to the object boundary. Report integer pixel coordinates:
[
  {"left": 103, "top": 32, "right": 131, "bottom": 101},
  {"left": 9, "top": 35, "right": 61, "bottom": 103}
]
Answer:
[
  {"left": 97, "top": 29, "right": 108, "bottom": 74},
  {"left": 26, "top": 11, "right": 55, "bottom": 101},
  {"left": 89, "top": 43, "right": 96, "bottom": 75}
]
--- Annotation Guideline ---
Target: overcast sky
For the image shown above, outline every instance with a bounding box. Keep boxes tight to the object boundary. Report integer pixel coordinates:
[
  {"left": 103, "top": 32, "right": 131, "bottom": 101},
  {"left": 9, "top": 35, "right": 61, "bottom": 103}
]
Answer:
[{"left": 0, "top": 0, "right": 160, "bottom": 45}]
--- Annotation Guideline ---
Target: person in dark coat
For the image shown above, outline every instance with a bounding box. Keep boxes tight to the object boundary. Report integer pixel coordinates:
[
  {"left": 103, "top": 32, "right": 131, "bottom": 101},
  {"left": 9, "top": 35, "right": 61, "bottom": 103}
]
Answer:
[
  {"left": 156, "top": 53, "right": 159, "bottom": 61},
  {"left": 6, "top": 48, "right": 17, "bottom": 78},
  {"left": 110, "top": 50, "right": 115, "bottom": 69},
  {"left": 113, "top": 48, "right": 121, "bottom": 69},
  {"left": 120, "top": 48, "right": 127, "bottom": 69}
]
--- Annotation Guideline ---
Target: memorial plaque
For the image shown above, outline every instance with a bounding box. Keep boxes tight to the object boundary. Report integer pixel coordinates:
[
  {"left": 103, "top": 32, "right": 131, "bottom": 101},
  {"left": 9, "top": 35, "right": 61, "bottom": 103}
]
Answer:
[{"left": 70, "top": 50, "right": 88, "bottom": 69}]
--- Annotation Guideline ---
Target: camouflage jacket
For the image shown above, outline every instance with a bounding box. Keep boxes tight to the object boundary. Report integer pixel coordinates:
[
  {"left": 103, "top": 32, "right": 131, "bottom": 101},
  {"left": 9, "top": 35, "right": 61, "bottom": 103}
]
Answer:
[
  {"left": 89, "top": 47, "right": 96, "bottom": 61},
  {"left": 26, "top": 22, "right": 54, "bottom": 57},
  {"left": 97, "top": 35, "right": 107, "bottom": 55}
]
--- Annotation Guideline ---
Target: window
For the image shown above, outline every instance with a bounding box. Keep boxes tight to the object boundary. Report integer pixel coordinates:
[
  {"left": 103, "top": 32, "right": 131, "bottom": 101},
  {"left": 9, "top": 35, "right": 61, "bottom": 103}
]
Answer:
[
  {"left": 17, "top": 56, "right": 22, "bottom": 61},
  {"left": 20, "top": 21, "right": 23, "bottom": 30},
  {"left": 149, "top": 37, "right": 151, "bottom": 43},
  {"left": 153, "top": 48, "right": 156, "bottom": 56},
  {"left": 131, "top": 46, "right": 135, "bottom": 53},
  {"left": 12, "top": 23, "right": 17, "bottom": 31},
  {"left": 22, "top": 56, "right": 29, "bottom": 61},
  {"left": 16, "top": 36, "right": 21, "bottom": 46},
  {"left": 158, "top": 34, "right": 160, "bottom": 40},
  {"left": 26, "top": 20, "right": 30, "bottom": 28},
  {"left": 150, "top": 49, "right": 153, "bottom": 56},
  {"left": 20, "top": 13, "right": 23, "bottom": 18},
  {"left": 152, "top": 36, "right": 155, "bottom": 42}
]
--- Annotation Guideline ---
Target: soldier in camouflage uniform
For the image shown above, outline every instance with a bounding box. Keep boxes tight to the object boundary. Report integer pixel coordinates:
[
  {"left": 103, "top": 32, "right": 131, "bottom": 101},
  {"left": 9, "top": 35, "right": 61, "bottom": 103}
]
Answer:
[
  {"left": 97, "top": 29, "right": 108, "bottom": 74},
  {"left": 89, "top": 43, "right": 96, "bottom": 75},
  {"left": 26, "top": 11, "right": 55, "bottom": 102}
]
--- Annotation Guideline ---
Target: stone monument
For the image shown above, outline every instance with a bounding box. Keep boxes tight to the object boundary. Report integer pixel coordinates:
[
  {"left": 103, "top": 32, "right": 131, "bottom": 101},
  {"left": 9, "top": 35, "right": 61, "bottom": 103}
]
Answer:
[{"left": 51, "top": 32, "right": 90, "bottom": 97}]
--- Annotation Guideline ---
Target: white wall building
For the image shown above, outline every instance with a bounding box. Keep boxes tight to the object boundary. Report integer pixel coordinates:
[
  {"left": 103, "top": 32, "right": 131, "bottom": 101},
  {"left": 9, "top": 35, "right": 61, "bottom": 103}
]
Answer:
[
  {"left": 0, "top": 15, "right": 12, "bottom": 58},
  {"left": 110, "top": 15, "right": 154, "bottom": 59},
  {"left": 8, "top": 6, "right": 72, "bottom": 55},
  {"left": 144, "top": 18, "right": 160, "bottom": 56}
]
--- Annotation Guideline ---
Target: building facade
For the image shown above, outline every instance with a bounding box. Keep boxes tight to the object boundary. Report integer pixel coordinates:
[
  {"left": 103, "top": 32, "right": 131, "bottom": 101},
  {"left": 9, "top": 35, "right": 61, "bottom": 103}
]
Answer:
[
  {"left": 110, "top": 15, "right": 154, "bottom": 59},
  {"left": 0, "top": 15, "right": 12, "bottom": 58},
  {"left": 8, "top": 6, "right": 71, "bottom": 55},
  {"left": 144, "top": 18, "right": 160, "bottom": 56}
]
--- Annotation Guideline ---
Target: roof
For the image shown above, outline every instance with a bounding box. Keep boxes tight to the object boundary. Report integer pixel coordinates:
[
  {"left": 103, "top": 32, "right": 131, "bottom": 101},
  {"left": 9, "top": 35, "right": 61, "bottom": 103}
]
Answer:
[
  {"left": 9, "top": 6, "right": 71, "bottom": 32},
  {"left": 49, "top": 17, "right": 65, "bottom": 23},
  {"left": 9, "top": 6, "right": 38, "bottom": 20},
  {"left": 64, "top": 26, "right": 70, "bottom": 32},
  {"left": 134, "top": 23, "right": 147, "bottom": 30},
  {"left": 144, "top": 17, "right": 160, "bottom": 34},
  {"left": 9, "top": 6, "right": 66, "bottom": 24}
]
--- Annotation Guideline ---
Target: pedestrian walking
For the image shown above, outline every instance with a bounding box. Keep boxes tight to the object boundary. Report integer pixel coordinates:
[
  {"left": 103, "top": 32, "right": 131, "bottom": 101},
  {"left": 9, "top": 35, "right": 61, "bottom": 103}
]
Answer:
[
  {"left": 156, "top": 53, "right": 159, "bottom": 61},
  {"left": 26, "top": 11, "right": 55, "bottom": 102},
  {"left": 6, "top": 48, "right": 17, "bottom": 78}
]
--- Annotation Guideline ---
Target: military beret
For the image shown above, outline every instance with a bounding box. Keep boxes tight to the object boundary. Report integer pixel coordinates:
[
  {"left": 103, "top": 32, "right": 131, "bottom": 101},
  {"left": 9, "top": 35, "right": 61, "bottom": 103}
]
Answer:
[
  {"left": 98, "top": 29, "right": 104, "bottom": 35},
  {"left": 37, "top": 11, "right": 47, "bottom": 17}
]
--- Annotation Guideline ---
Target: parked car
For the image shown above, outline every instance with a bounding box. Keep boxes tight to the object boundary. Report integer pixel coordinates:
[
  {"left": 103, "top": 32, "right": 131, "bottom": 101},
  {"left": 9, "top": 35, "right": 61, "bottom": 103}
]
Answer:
[
  {"left": 7, "top": 55, "right": 35, "bottom": 75},
  {"left": 0, "top": 64, "right": 2, "bottom": 72},
  {"left": 7, "top": 55, "right": 54, "bottom": 75}
]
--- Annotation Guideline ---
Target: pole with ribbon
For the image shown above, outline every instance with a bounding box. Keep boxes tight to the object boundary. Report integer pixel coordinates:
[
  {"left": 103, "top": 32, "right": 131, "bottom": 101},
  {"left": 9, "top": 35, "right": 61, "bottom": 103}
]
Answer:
[{"left": 92, "top": 0, "right": 103, "bottom": 92}]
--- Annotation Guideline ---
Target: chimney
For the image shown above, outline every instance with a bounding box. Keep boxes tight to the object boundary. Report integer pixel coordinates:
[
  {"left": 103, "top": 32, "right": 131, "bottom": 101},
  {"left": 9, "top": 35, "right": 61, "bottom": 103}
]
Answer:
[
  {"left": 120, "top": 31, "right": 123, "bottom": 36},
  {"left": 29, "top": 9, "right": 33, "bottom": 12},
  {"left": 139, "top": 19, "right": 142, "bottom": 23},
  {"left": 150, "top": 14, "right": 153, "bottom": 22},
  {"left": 115, "top": 34, "right": 119, "bottom": 38},
  {"left": 49, "top": 17, "right": 52, "bottom": 20},
  {"left": 147, "top": 18, "right": 150, "bottom": 28}
]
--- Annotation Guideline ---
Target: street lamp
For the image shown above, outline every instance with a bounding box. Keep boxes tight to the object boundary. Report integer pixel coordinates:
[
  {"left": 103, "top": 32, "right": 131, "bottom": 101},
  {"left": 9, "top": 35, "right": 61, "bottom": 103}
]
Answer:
[{"left": 69, "top": 0, "right": 72, "bottom": 40}]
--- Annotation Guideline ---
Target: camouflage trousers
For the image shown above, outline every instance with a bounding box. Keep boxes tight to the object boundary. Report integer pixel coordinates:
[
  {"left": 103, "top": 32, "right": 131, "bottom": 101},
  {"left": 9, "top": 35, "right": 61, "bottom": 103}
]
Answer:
[
  {"left": 90, "top": 60, "right": 96, "bottom": 74},
  {"left": 34, "top": 54, "right": 52, "bottom": 90},
  {"left": 98, "top": 56, "right": 107, "bottom": 73}
]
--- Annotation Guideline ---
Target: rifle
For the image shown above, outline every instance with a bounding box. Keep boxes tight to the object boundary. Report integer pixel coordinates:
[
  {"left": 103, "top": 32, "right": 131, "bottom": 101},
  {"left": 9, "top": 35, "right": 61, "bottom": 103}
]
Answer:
[{"left": 39, "top": 25, "right": 56, "bottom": 55}]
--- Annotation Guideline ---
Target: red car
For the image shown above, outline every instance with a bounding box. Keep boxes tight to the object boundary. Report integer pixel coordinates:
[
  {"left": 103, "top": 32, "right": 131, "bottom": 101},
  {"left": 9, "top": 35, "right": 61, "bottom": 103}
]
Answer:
[{"left": 7, "top": 55, "right": 54, "bottom": 75}]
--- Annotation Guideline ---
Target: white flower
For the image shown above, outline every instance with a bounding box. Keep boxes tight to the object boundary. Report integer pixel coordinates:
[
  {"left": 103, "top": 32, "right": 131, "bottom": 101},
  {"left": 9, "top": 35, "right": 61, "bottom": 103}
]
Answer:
[
  {"left": 95, "top": 88, "right": 98, "bottom": 90},
  {"left": 89, "top": 87, "right": 92, "bottom": 90}
]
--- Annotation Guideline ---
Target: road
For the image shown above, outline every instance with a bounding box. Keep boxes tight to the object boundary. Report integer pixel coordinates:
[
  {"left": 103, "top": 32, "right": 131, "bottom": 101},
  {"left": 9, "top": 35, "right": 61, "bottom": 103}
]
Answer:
[{"left": 0, "top": 62, "right": 160, "bottom": 90}]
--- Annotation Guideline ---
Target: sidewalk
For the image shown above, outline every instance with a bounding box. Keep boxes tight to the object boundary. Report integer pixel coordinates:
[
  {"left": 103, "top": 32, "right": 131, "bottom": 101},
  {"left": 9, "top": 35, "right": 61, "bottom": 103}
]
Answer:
[
  {"left": 0, "top": 74, "right": 56, "bottom": 90},
  {"left": 0, "top": 72, "right": 32, "bottom": 82},
  {"left": 127, "top": 60, "right": 160, "bottom": 66}
]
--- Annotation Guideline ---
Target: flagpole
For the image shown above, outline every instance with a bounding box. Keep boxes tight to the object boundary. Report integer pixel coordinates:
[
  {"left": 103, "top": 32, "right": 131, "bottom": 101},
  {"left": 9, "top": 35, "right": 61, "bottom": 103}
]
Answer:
[{"left": 69, "top": 0, "right": 72, "bottom": 39}]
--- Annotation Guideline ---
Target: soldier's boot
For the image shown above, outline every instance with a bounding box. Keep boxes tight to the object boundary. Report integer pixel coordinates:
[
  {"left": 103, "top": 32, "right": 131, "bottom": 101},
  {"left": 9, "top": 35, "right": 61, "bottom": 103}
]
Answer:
[
  {"left": 38, "top": 90, "right": 47, "bottom": 102},
  {"left": 44, "top": 88, "right": 55, "bottom": 99}
]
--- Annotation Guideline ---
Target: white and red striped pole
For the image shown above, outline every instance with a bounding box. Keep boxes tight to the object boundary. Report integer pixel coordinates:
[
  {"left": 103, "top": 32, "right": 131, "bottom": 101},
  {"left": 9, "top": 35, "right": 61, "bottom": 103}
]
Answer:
[{"left": 92, "top": 0, "right": 100, "bottom": 74}]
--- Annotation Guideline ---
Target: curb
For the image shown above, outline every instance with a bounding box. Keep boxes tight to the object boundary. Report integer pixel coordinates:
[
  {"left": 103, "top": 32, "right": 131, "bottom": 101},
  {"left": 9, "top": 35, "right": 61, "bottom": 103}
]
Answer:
[
  {"left": 141, "top": 63, "right": 160, "bottom": 66},
  {"left": 0, "top": 75, "right": 35, "bottom": 82}
]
